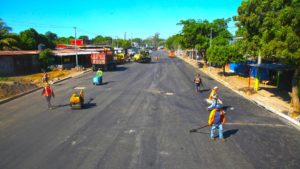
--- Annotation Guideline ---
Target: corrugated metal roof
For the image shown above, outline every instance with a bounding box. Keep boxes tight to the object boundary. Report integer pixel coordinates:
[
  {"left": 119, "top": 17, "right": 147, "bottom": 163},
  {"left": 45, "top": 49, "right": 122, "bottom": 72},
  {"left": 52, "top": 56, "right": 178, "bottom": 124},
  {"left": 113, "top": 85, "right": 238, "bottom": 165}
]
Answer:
[
  {"left": 0, "top": 50, "right": 99, "bottom": 57},
  {"left": 0, "top": 50, "right": 39, "bottom": 56}
]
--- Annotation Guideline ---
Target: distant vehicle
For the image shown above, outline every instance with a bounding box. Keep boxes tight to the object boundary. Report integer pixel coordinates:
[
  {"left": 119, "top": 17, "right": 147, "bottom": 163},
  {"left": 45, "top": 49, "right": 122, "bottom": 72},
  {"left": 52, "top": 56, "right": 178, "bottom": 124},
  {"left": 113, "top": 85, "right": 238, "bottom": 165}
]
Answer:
[
  {"left": 139, "top": 56, "right": 151, "bottom": 63},
  {"left": 168, "top": 50, "right": 175, "bottom": 58},
  {"left": 91, "top": 47, "right": 116, "bottom": 71},
  {"left": 133, "top": 51, "right": 151, "bottom": 63},
  {"left": 114, "top": 47, "right": 126, "bottom": 64},
  {"left": 128, "top": 48, "right": 139, "bottom": 56},
  {"left": 157, "top": 46, "right": 164, "bottom": 50}
]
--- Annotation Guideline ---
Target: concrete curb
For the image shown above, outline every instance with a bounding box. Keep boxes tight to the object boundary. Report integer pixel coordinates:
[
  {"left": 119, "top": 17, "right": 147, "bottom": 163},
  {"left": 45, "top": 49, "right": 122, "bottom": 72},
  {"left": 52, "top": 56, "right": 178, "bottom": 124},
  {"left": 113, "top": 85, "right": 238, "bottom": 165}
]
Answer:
[
  {"left": 178, "top": 56, "right": 300, "bottom": 129},
  {"left": 0, "top": 69, "right": 92, "bottom": 105}
]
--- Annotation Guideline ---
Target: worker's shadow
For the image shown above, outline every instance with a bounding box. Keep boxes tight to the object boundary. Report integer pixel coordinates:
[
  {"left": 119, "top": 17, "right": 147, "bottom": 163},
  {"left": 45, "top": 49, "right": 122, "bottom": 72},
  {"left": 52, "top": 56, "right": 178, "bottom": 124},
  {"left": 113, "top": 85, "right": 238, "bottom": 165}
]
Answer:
[
  {"left": 223, "top": 129, "right": 239, "bottom": 139},
  {"left": 53, "top": 103, "right": 70, "bottom": 109},
  {"left": 222, "top": 106, "right": 234, "bottom": 111},
  {"left": 199, "top": 89, "right": 210, "bottom": 93},
  {"left": 101, "top": 81, "right": 114, "bottom": 85},
  {"left": 83, "top": 98, "right": 96, "bottom": 109}
]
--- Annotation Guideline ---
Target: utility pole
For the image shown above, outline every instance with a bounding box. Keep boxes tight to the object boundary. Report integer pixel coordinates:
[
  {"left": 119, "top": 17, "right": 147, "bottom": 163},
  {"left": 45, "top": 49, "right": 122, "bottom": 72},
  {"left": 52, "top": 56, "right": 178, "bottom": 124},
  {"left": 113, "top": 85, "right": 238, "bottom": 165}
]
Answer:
[
  {"left": 124, "top": 32, "right": 126, "bottom": 40},
  {"left": 210, "top": 28, "right": 212, "bottom": 48},
  {"left": 74, "top": 27, "right": 78, "bottom": 67}
]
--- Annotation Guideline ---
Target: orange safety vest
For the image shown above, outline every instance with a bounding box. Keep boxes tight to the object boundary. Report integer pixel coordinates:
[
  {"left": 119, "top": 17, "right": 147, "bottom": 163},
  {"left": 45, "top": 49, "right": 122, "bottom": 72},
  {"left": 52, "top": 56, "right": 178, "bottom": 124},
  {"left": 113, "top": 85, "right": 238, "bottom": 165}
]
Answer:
[
  {"left": 43, "top": 86, "right": 52, "bottom": 96},
  {"left": 208, "top": 109, "right": 226, "bottom": 125}
]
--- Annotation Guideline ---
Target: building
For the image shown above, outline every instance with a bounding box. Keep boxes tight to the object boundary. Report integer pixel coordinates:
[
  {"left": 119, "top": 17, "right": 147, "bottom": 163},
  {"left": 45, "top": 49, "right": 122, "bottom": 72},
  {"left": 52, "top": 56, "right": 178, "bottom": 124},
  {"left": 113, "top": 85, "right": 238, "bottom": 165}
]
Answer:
[{"left": 0, "top": 51, "right": 40, "bottom": 76}]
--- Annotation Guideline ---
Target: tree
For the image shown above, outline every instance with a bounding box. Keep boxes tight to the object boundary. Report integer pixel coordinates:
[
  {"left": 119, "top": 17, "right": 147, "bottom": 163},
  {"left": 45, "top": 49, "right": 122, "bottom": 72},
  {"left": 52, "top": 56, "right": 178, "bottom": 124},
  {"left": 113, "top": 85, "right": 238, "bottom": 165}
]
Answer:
[
  {"left": 91, "top": 35, "right": 112, "bottom": 45},
  {"left": 153, "top": 33, "right": 160, "bottom": 48},
  {"left": 19, "top": 28, "right": 40, "bottom": 50},
  {"left": 206, "top": 45, "right": 240, "bottom": 75},
  {"left": 45, "top": 31, "right": 58, "bottom": 42},
  {"left": 55, "top": 36, "right": 74, "bottom": 45},
  {"left": 78, "top": 35, "right": 89, "bottom": 44},
  {"left": 165, "top": 34, "right": 182, "bottom": 50},
  {"left": 234, "top": 0, "right": 300, "bottom": 115},
  {"left": 0, "top": 18, "right": 18, "bottom": 50},
  {"left": 39, "top": 49, "right": 54, "bottom": 69}
]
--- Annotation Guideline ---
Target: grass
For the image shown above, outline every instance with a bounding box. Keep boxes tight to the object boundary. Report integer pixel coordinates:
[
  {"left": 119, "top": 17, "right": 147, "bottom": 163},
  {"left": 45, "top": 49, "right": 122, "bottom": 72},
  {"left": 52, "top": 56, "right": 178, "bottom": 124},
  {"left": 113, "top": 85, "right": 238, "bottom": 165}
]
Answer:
[{"left": 0, "top": 77, "right": 12, "bottom": 81}]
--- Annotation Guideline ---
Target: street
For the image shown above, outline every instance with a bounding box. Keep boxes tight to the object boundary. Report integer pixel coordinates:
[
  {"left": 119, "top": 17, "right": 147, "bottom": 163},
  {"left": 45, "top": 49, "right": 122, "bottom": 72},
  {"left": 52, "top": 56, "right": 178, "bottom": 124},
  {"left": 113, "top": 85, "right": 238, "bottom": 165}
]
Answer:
[{"left": 0, "top": 51, "right": 299, "bottom": 169}]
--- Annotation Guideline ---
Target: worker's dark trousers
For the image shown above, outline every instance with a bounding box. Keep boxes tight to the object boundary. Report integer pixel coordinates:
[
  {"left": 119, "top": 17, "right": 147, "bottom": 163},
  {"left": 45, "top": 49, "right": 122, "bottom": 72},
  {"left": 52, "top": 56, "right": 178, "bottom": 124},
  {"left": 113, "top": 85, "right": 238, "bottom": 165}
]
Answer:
[{"left": 45, "top": 96, "right": 52, "bottom": 108}]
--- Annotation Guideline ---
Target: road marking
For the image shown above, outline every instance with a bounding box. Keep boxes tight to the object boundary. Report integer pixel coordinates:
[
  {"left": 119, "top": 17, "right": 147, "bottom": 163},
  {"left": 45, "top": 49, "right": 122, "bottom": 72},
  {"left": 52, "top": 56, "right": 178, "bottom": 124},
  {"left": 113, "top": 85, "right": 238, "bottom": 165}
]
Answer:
[
  {"left": 159, "top": 151, "right": 170, "bottom": 156},
  {"left": 124, "top": 129, "right": 136, "bottom": 134},
  {"left": 226, "top": 122, "right": 287, "bottom": 127},
  {"left": 165, "top": 92, "right": 174, "bottom": 96}
]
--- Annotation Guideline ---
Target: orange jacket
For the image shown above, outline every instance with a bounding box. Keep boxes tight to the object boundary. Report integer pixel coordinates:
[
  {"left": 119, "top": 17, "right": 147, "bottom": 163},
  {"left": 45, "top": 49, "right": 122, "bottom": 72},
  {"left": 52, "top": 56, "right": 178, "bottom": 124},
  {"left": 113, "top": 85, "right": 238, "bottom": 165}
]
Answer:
[
  {"left": 208, "top": 109, "right": 225, "bottom": 126},
  {"left": 42, "top": 85, "right": 54, "bottom": 97}
]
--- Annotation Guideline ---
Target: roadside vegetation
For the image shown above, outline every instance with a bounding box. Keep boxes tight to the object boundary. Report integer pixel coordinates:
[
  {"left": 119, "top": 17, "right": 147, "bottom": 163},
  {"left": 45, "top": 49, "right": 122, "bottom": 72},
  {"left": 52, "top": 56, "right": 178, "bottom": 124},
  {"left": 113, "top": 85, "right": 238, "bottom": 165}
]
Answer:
[{"left": 166, "top": 0, "right": 300, "bottom": 115}]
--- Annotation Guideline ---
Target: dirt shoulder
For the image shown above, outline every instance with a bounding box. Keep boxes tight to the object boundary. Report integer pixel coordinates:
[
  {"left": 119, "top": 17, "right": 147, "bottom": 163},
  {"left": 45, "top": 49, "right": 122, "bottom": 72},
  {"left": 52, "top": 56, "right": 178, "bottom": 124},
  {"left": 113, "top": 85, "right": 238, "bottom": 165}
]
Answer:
[{"left": 0, "top": 69, "right": 85, "bottom": 100}]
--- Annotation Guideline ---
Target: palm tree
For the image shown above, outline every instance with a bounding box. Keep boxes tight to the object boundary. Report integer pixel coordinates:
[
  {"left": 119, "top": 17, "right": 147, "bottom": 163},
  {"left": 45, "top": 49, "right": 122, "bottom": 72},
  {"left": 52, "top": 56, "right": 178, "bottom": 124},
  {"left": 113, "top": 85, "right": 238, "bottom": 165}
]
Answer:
[{"left": 0, "top": 19, "right": 17, "bottom": 50}]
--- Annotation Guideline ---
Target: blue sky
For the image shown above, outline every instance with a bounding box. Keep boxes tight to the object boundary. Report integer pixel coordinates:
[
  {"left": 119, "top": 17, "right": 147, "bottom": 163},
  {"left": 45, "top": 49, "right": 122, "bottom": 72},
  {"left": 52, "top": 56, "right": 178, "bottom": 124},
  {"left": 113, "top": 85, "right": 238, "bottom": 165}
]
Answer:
[{"left": 1, "top": 0, "right": 243, "bottom": 39}]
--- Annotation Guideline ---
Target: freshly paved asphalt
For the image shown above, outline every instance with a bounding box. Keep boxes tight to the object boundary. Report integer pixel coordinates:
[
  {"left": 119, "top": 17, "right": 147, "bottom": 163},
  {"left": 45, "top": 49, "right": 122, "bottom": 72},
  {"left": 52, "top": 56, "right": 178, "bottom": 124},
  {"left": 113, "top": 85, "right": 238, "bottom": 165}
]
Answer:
[{"left": 0, "top": 51, "right": 299, "bottom": 169}]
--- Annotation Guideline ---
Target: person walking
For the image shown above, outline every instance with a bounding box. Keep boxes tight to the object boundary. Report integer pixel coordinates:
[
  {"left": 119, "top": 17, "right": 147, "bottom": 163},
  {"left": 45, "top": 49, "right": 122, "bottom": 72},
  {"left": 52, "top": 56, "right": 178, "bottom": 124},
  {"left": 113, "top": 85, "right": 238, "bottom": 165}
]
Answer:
[
  {"left": 41, "top": 83, "right": 55, "bottom": 109},
  {"left": 208, "top": 104, "right": 226, "bottom": 141},
  {"left": 42, "top": 72, "right": 49, "bottom": 83},
  {"left": 193, "top": 73, "right": 203, "bottom": 92}
]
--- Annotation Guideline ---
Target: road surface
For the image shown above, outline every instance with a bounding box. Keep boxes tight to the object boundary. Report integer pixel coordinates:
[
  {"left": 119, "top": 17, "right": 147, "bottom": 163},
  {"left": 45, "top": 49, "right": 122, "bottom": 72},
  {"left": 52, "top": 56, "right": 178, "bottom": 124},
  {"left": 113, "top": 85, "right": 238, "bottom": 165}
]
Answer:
[{"left": 0, "top": 51, "right": 299, "bottom": 169}]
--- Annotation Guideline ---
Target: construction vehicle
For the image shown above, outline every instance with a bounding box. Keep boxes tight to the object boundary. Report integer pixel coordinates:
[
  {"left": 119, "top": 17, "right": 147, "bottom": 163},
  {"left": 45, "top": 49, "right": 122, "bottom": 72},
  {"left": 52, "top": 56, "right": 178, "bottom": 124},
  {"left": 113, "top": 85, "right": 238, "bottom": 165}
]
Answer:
[
  {"left": 168, "top": 50, "right": 176, "bottom": 58},
  {"left": 91, "top": 47, "right": 116, "bottom": 71},
  {"left": 133, "top": 51, "right": 151, "bottom": 63},
  {"left": 114, "top": 48, "right": 126, "bottom": 64},
  {"left": 70, "top": 87, "right": 85, "bottom": 109}
]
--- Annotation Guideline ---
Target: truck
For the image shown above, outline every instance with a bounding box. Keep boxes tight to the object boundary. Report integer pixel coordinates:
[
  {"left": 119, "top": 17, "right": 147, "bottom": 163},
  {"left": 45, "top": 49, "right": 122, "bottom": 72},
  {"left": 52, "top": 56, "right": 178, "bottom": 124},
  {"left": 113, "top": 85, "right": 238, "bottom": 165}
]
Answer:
[
  {"left": 91, "top": 47, "right": 116, "bottom": 71},
  {"left": 168, "top": 50, "right": 175, "bottom": 58}
]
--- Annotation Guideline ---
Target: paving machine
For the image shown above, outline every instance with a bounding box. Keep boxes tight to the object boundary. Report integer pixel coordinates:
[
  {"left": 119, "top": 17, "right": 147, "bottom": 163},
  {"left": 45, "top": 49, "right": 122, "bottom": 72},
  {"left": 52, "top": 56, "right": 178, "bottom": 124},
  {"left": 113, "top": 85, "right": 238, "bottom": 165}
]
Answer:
[{"left": 70, "top": 87, "right": 85, "bottom": 109}]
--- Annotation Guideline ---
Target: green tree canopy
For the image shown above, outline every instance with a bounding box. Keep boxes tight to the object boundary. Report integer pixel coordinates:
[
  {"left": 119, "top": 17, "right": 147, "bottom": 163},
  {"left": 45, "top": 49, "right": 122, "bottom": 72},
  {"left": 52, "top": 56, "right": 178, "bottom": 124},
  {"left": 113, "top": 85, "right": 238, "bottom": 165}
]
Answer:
[
  {"left": 0, "top": 19, "right": 18, "bottom": 50},
  {"left": 234, "top": 0, "right": 300, "bottom": 114}
]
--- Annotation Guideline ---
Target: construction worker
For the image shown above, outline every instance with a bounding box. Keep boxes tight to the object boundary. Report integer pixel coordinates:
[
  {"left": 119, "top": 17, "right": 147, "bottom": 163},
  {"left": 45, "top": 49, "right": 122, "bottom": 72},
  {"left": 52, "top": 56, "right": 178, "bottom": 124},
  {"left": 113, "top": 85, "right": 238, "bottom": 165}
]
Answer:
[
  {"left": 42, "top": 72, "right": 49, "bottom": 83},
  {"left": 208, "top": 104, "right": 226, "bottom": 141},
  {"left": 207, "top": 86, "right": 222, "bottom": 110},
  {"left": 96, "top": 68, "right": 103, "bottom": 77},
  {"left": 208, "top": 86, "right": 218, "bottom": 101},
  {"left": 193, "top": 73, "right": 203, "bottom": 92},
  {"left": 41, "top": 83, "right": 55, "bottom": 109}
]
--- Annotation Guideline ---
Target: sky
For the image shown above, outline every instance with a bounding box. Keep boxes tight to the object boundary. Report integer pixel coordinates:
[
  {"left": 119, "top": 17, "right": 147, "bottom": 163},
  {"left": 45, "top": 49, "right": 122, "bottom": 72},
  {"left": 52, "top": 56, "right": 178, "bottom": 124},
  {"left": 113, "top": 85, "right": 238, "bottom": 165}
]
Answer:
[{"left": 0, "top": 0, "right": 243, "bottom": 39}]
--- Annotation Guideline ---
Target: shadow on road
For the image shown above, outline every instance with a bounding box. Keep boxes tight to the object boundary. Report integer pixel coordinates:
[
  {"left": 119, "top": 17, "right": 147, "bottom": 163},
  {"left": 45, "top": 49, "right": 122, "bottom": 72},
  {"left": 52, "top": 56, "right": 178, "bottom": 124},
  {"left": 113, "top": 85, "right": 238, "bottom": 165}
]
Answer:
[
  {"left": 53, "top": 103, "right": 70, "bottom": 109},
  {"left": 83, "top": 98, "right": 96, "bottom": 109},
  {"left": 199, "top": 89, "right": 210, "bottom": 93},
  {"left": 223, "top": 129, "right": 239, "bottom": 139},
  {"left": 222, "top": 105, "right": 234, "bottom": 111},
  {"left": 108, "top": 66, "right": 128, "bottom": 72},
  {"left": 101, "top": 81, "right": 114, "bottom": 85}
]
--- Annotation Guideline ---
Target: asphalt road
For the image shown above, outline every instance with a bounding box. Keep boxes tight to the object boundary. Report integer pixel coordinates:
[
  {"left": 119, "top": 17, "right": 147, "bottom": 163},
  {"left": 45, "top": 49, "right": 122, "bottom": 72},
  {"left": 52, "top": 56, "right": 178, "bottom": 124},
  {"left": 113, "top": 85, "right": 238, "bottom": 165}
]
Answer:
[{"left": 0, "top": 51, "right": 299, "bottom": 169}]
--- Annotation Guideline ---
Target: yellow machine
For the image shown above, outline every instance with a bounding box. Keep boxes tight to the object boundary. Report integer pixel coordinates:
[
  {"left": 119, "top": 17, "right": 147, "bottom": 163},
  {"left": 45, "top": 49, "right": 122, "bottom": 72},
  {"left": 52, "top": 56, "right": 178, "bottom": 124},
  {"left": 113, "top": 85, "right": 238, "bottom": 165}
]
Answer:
[
  {"left": 115, "top": 53, "right": 126, "bottom": 63},
  {"left": 70, "top": 87, "right": 85, "bottom": 109}
]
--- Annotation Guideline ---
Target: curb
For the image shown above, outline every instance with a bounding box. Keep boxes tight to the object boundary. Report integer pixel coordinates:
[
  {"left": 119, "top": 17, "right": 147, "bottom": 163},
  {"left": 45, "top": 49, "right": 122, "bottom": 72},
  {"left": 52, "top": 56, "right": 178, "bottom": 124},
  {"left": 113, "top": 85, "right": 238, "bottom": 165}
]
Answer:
[
  {"left": 178, "top": 56, "right": 300, "bottom": 129},
  {"left": 0, "top": 69, "right": 92, "bottom": 105}
]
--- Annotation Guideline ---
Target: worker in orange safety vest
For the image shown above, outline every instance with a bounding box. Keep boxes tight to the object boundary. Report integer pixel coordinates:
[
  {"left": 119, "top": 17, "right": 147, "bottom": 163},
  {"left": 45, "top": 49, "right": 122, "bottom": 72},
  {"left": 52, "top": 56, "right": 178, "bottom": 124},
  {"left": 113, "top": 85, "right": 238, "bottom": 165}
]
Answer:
[
  {"left": 208, "top": 104, "right": 226, "bottom": 141},
  {"left": 41, "top": 83, "right": 55, "bottom": 109}
]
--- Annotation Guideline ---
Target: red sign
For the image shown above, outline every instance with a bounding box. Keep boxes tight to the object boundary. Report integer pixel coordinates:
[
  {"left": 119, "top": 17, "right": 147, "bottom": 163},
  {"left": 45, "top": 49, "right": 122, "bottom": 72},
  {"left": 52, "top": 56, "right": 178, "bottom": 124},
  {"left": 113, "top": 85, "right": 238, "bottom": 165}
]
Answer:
[{"left": 70, "top": 39, "right": 84, "bottom": 46}]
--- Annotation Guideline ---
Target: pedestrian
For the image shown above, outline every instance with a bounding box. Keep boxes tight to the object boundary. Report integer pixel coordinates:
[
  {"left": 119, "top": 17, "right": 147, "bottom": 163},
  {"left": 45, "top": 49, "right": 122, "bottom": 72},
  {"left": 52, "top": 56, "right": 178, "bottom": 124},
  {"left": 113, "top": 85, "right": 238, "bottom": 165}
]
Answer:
[
  {"left": 41, "top": 83, "right": 55, "bottom": 109},
  {"left": 193, "top": 73, "right": 203, "bottom": 92},
  {"left": 208, "top": 104, "right": 226, "bottom": 141},
  {"left": 42, "top": 72, "right": 49, "bottom": 83}
]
